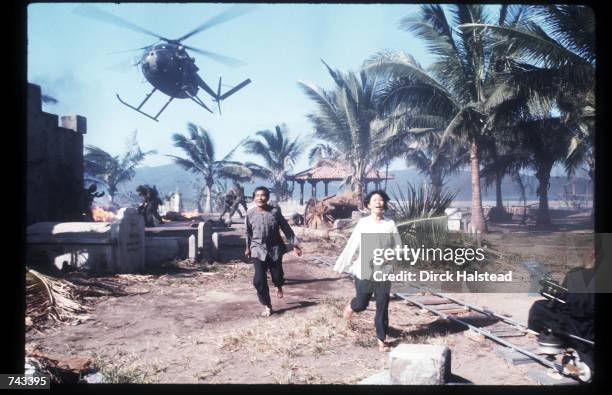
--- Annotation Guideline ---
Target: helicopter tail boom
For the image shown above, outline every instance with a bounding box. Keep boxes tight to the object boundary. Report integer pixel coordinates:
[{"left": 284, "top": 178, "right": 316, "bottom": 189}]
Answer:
[{"left": 197, "top": 75, "right": 251, "bottom": 115}]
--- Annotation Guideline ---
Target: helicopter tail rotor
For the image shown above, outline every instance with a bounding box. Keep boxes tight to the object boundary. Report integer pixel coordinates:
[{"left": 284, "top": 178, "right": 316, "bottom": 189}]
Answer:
[
  {"left": 216, "top": 77, "right": 223, "bottom": 115},
  {"left": 197, "top": 75, "right": 251, "bottom": 116},
  {"left": 213, "top": 78, "right": 252, "bottom": 115}
]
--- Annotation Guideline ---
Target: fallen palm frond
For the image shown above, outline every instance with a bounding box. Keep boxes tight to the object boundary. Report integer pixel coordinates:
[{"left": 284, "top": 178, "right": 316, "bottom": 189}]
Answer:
[
  {"left": 391, "top": 182, "right": 457, "bottom": 249},
  {"left": 26, "top": 267, "right": 143, "bottom": 330},
  {"left": 26, "top": 268, "right": 90, "bottom": 327}
]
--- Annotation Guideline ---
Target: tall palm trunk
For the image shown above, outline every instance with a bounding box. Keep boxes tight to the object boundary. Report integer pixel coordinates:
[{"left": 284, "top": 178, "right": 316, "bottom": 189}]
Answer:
[
  {"left": 430, "top": 167, "right": 443, "bottom": 198},
  {"left": 470, "top": 142, "right": 487, "bottom": 232},
  {"left": 384, "top": 162, "right": 389, "bottom": 192},
  {"left": 196, "top": 186, "right": 205, "bottom": 213},
  {"left": 495, "top": 170, "right": 504, "bottom": 209},
  {"left": 204, "top": 182, "right": 213, "bottom": 213},
  {"left": 535, "top": 161, "right": 554, "bottom": 228}
]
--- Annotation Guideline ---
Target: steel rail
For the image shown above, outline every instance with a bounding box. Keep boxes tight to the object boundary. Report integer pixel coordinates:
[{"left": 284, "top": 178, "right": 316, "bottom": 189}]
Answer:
[
  {"left": 394, "top": 292, "right": 565, "bottom": 373},
  {"left": 406, "top": 283, "right": 536, "bottom": 334},
  {"left": 407, "top": 284, "right": 594, "bottom": 347}
]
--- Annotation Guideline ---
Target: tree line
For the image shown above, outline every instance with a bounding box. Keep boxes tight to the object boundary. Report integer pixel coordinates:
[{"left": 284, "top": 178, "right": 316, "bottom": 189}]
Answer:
[{"left": 84, "top": 5, "right": 594, "bottom": 231}]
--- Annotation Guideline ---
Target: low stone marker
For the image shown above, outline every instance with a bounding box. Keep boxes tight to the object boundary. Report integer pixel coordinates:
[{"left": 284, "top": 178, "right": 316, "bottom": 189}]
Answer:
[
  {"left": 445, "top": 208, "right": 461, "bottom": 231},
  {"left": 197, "top": 221, "right": 214, "bottom": 263},
  {"left": 389, "top": 344, "right": 451, "bottom": 385},
  {"left": 211, "top": 232, "right": 220, "bottom": 261},
  {"left": 188, "top": 235, "right": 196, "bottom": 261}
]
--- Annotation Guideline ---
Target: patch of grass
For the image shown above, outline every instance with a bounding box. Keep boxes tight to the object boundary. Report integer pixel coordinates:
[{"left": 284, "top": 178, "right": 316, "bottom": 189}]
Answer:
[
  {"left": 91, "top": 352, "right": 150, "bottom": 384},
  {"left": 353, "top": 337, "right": 378, "bottom": 348}
]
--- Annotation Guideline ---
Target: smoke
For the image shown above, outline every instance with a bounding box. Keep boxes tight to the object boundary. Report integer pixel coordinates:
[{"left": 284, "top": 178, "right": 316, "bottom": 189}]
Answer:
[{"left": 30, "top": 72, "right": 97, "bottom": 114}]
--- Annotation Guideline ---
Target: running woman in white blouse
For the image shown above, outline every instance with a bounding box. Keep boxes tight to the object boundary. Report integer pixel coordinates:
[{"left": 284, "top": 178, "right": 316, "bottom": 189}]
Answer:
[{"left": 333, "top": 190, "right": 402, "bottom": 352}]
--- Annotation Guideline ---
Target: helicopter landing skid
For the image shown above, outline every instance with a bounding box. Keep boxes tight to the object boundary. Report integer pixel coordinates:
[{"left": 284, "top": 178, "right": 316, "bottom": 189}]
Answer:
[{"left": 116, "top": 88, "right": 174, "bottom": 122}]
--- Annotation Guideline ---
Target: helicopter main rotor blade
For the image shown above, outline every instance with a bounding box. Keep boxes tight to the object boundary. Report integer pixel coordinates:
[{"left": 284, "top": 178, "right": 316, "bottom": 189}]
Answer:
[
  {"left": 107, "top": 46, "right": 151, "bottom": 55},
  {"left": 176, "top": 4, "right": 258, "bottom": 43},
  {"left": 108, "top": 57, "right": 140, "bottom": 72},
  {"left": 74, "top": 4, "right": 170, "bottom": 42},
  {"left": 183, "top": 45, "right": 246, "bottom": 67}
]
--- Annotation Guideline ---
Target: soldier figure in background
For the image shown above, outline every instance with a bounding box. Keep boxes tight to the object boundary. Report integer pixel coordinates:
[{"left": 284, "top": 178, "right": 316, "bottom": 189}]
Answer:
[
  {"left": 228, "top": 181, "right": 248, "bottom": 220},
  {"left": 218, "top": 187, "right": 237, "bottom": 223},
  {"left": 137, "top": 185, "right": 164, "bottom": 227},
  {"left": 83, "top": 184, "right": 105, "bottom": 221}
]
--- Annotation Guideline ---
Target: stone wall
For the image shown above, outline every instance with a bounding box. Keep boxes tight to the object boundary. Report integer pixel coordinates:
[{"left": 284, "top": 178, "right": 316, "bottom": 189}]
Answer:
[
  {"left": 26, "top": 208, "right": 145, "bottom": 275},
  {"left": 27, "top": 83, "right": 87, "bottom": 225}
]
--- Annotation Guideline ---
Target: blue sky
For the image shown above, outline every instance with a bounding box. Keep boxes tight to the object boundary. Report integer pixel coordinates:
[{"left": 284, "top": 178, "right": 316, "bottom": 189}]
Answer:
[
  {"left": 27, "top": 3, "right": 436, "bottom": 172},
  {"left": 29, "top": 3, "right": 574, "bottom": 178}
]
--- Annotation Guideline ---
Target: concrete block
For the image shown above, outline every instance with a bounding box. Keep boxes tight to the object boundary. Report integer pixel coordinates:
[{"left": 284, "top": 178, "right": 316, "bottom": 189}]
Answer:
[
  {"left": 445, "top": 208, "right": 461, "bottom": 231},
  {"left": 389, "top": 344, "right": 451, "bottom": 385},
  {"left": 60, "top": 115, "right": 87, "bottom": 134},
  {"left": 113, "top": 208, "right": 145, "bottom": 273},
  {"left": 197, "top": 221, "right": 214, "bottom": 261},
  {"left": 188, "top": 235, "right": 196, "bottom": 261},
  {"left": 28, "top": 83, "right": 43, "bottom": 113},
  {"left": 211, "top": 232, "right": 219, "bottom": 261},
  {"left": 145, "top": 237, "right": 181, "bottom": 265},
  {"left": 495, "top": 347, "right": 538, "bottom": 365},
  {"left": 358, "top": 371, "right": 392, "bottom": 385},
  {"left": 26, "top": 209, "right": 144, "bottom": 274}
]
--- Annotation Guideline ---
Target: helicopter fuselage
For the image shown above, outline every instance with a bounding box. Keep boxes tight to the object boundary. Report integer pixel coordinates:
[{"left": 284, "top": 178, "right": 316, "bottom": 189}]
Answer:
[{"left": 140, "top": 43, "right": 200, "bottom": 98}]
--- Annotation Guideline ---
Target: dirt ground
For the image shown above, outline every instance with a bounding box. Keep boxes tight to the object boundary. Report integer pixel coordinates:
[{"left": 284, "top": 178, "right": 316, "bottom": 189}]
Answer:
[{"left": 26, "top": 210, "right": 594, "bottom": 384}]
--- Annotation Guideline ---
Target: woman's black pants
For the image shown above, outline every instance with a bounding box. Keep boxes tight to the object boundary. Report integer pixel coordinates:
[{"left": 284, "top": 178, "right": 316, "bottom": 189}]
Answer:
[{"left": 350, "top": 277, "right": 391, "bottom": 341}]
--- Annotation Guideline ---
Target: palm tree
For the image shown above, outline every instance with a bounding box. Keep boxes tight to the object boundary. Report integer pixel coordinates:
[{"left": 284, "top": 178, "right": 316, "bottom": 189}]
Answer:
[
  {"left": 517, "top": 117, "right": 572, "bottom": 228},
  {"left": 458, "top": 5, "right": 595, "bottom": 186},
  {"left": 84, "top": 130, "right": 156, "bottom": 204},
  {"left": 364, "top": 5, "right": 536, "bottom": 232},
  {"left": 480, "top": 136, "right": 531, "bottom": 221},
  {"left": 299, "top": 60, "right": 388, "bottom": 207},
  {"left": 242, "top": 124, "right": 305, "bottom": 201},
  {"left": 374, "top": 115, "right": 468, "bottom": 198},
  {"left": 168, "top": 123, "right": 253, "bottom": 213}
]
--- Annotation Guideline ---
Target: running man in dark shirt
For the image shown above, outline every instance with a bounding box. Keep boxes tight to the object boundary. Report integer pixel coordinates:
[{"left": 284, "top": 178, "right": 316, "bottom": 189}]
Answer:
[{"left": 245, "top": 186, "right": 302, "bottom": 316}]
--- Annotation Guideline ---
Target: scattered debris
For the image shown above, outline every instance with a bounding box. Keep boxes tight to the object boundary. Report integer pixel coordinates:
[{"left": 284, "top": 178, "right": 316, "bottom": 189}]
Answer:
[{"left": 26, "top": 267, "right": 147, "bottom": 331}]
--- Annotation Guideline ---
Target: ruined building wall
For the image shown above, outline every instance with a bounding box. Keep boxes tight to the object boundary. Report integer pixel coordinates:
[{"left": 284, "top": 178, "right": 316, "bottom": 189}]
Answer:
[{"left": 27, "top": 83, "right": 87, "bottom": 225}]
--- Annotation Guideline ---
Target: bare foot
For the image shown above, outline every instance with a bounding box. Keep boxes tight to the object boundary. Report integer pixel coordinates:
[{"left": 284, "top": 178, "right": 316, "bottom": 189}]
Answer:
[
  {"left": 343, "top": 304, "right": 353, "bottom": 320},
  {"left": 261, "top": 306, "right": 272, "bottom": 317},
  {"left": 378, "top": 340, "right": 390, "bottom": 352},
  {"left": 276, "top": 287, "right": 284, "bottom": 298}
]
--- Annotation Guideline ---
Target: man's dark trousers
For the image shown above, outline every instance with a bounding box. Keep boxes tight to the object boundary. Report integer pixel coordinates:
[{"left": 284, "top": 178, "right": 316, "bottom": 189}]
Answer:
[{"left": 253, "top": 255, "right": 284, "bottom": 308}]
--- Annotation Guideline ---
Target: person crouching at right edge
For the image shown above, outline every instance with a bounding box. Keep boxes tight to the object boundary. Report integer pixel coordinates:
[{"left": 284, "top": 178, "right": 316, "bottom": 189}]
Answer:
[
  {"left": 245, "top": 186, "right": 303, "bottom": 317},
  {"left": 333, "top": 190, "right": 402, "bottom": 352}
]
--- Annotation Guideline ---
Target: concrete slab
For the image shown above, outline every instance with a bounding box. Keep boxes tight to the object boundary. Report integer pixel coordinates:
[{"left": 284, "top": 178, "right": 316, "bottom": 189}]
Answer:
[
  {"left": 495, "top": 347, "right": 539, "bottom": 365},
  {"left": 389, "top": 344, "right": 451, "bottom": 385},
  {"left": 358, "top": 371, "right": 391, "bottom": 385}
]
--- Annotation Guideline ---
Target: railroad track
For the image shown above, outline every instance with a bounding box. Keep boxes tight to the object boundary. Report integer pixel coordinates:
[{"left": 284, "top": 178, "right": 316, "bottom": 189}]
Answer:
[{"left": 300, "top": 254, "right": 585, "bottom": 383}]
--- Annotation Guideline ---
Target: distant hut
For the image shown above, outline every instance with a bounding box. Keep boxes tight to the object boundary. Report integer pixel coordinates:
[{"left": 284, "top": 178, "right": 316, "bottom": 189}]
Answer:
[{"left": 287, "top": 159, "right": 394, "bottom": 205}]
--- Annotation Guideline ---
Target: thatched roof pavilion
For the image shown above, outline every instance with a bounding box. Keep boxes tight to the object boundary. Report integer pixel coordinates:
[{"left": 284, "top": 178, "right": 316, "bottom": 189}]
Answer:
[{"left": 287, "top": 159, "right": 394, "bottom": 204}]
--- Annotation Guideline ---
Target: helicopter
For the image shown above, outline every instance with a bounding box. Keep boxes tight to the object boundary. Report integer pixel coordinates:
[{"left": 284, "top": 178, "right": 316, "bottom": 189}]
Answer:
[{"left": 75, "top": 4, "right": 253, "bottom": 121}]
